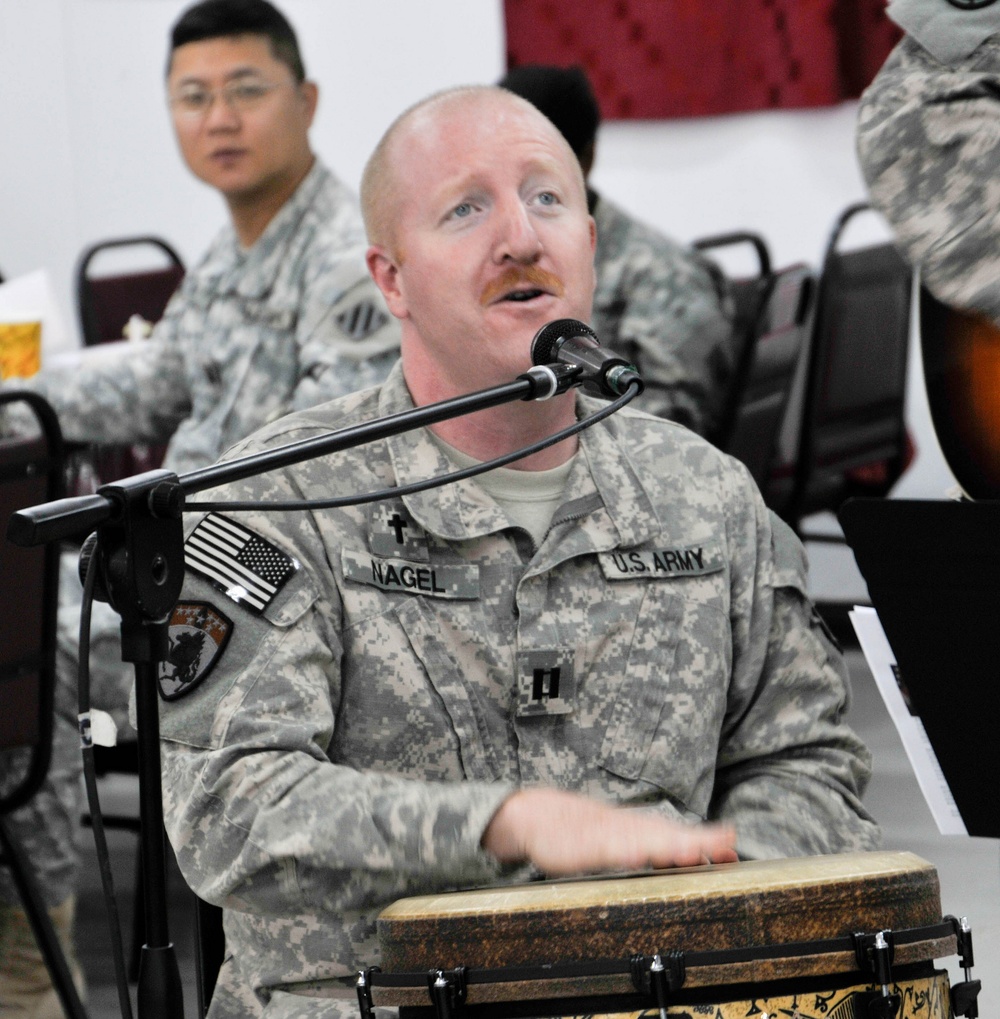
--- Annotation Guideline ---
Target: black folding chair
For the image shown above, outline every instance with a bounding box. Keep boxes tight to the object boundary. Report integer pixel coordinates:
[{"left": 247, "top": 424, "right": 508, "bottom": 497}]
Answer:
[
  {"left": 692, "top": 230, "right": 774, "bottom": 450},
  {"left": 71, "top": 235, "right": 185, "bottom": 493},
  {"left": 76, "top": 236, "right": 184, "bottom": 348},
  {"left": 692, "top": 231, "right": 816, "bottom": 500},
  {"left": 780, "top": 202, "right": 913, "bottom": 534},
  {"left": 195, "top": 899, "right": 224, "bottom": 1017},
  {"left": 0, "top": 390, "right": 86, "bottom": 1019}
]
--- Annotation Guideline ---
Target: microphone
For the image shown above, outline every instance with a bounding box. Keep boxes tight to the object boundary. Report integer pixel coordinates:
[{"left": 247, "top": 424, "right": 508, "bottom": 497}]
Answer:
[{"left": 530, "top": 319, "right": 644, "bottom": 398}]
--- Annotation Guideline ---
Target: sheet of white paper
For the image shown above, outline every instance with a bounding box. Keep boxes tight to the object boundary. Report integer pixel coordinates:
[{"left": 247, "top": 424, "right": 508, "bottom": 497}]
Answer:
[
  {"left": 849, "top": 605, "right": 968, "bottom": 836},
  {"left": 45, "top": 338, "right": 131, "bottom": 372},
  {"left": 0, "top": 269, "right": 76, "bottom": 360}
]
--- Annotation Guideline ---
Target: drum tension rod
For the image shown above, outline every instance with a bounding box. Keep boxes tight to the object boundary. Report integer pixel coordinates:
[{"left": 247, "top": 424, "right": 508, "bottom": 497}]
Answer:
[
  {"left": 946, "top": 914, "right": 981, "bottom": 1018},
  {"left": 852, "top": 929, "right": 901, "bottom": 1019},
  {"left": 426, "top": 966, "right": 468, "bottom": 1019},
  {"left": 356, "top": 967, "right": 379, "bottom": 1019},
  {"left": 631, "top": 951, "right": 685, "bottom": 1019}
]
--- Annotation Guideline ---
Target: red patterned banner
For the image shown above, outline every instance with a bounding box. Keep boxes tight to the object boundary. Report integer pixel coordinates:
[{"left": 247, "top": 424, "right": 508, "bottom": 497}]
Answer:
[{"left": 503, "top": 0, "right": 901, "bottom": 119}]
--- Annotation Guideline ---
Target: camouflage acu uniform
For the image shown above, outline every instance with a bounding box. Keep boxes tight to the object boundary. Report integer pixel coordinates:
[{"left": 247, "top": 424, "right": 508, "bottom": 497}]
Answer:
[
  {"left": 856, "top": 1, "right": 1000, "bottom": 323},
  {"left": 0, "top": 159, "right": 400, "bottom": 909},
  {"left": 590, "top": 191, "right": 735, "bottom": 437},
  {"left": 158, "top": 362, "right": 878, "bottom": 1019}
]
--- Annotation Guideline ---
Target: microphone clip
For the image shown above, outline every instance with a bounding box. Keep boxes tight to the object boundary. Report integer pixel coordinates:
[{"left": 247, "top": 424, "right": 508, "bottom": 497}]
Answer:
[{"left": 517, "top": 363, "right": 583, "bottom": 400}]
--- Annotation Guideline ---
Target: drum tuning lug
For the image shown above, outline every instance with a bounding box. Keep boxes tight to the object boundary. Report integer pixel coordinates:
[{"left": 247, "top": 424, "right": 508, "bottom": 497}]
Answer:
[
  {"left": 945, "top": 915, "right": 981, "bottom": 1019},
  {"left": 867, "top": 990, "right": 901, "bottom": 1019},
  {"left": 950, "top": 978, "right": 982, "bottom": 1018},
  {"left": 630, "top": 950, "right": 684, "bottom": 1019},
  {"left": 426, "top": 966, "right": 467, "bottom": 1019},
  {"left": 356, "top": 966, "right": 380, "bottom": 1019},
  {"left": 852, "top": 928, "right": 895, "bottom": 982},
  {"left": 945, "top": 914, "right": 976, "bottom": 976}
]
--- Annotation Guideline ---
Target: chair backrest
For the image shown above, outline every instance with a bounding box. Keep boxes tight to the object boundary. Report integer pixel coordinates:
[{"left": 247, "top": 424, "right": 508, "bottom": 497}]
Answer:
[
  {"left": 72, "top": 236, "right": 184, "bottom": 487},
  {"left": 722, "top": 263, "right": 816, "bottom": 500},
  {"left": 76, "top": 235, "right": 185, "bottom": 346},
  {"left": 691, "top": 231, "right": 774, "bottom": 448},
  {"left": 781, "top": 202, "right": 913, "bottom": 529},
  {"left": 0, "top": 391, "right": 64, "bottom": 813}
]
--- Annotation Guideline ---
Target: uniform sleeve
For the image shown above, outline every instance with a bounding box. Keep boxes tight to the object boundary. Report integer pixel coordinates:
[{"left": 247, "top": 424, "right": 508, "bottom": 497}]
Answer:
[
  {"left": 598, "top": 241, "right": 735, "bottom": 438},
  {"left": 708, "top": 466, "right": 880, "bottom": 859},
  {"left": 856, "top": 31, "right": 1000, "bottom": 322},
  {"left": 289, "top": 248, "right": 401, "bottom": 413},
  {"left": 158, "top": 505, "right": 513, "bottom": 926},
  {"left": 6, "top": 303, "right": 190, "bottom": 446}
]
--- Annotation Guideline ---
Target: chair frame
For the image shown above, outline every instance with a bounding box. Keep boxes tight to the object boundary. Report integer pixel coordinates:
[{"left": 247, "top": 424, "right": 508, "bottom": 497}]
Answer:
[
  {"left": 0, "top": 390, "right": 86, "bottom": 1019},
  {"left": 691, "top": 230, "right": 774, "bottom": 449},
  {"left": 0, "top": 391, "right": 65, "bottom": 813},
  {"left": 75, "top": 235, "right": 184, "bottom": 348}
]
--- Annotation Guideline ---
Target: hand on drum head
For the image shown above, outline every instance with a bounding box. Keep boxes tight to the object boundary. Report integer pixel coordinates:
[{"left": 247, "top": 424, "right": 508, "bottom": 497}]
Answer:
[{"left": 481, "top": 788, "right": 739, "bottom": 876}]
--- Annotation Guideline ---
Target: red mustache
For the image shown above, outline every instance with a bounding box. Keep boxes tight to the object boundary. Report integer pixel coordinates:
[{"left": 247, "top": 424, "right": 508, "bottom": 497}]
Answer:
[{"left": 480, "top": 266, "right": 565, "bottom": 307}]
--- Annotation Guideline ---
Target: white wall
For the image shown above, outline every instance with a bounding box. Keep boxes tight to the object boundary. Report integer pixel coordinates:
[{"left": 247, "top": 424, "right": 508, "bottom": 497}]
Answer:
[{"left": 0, "top": 0, "right": 958, "bottom": 583}]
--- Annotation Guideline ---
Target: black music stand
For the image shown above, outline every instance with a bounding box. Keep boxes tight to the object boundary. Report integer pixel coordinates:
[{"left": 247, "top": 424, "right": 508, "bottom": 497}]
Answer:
[{"left": 839, "top": 497, "right": 1000, "bottom": 840}]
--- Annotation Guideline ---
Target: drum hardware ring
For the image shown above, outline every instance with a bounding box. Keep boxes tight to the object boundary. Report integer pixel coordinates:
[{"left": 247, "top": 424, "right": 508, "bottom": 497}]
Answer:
[
  {"left": 946, "top": 915, "right": 981, "bottom": 1018},
  {"left": 427, "top": 966, "right": 468, "bottom": 1019},
  {"left": 367, "top": 919, "right": 963, "bottom": 1016}
]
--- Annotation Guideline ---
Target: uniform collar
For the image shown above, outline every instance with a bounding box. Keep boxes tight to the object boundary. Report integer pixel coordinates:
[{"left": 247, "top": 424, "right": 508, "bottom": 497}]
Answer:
[{"left": 376, "top": 363, "right": 661, "bottom": 550}]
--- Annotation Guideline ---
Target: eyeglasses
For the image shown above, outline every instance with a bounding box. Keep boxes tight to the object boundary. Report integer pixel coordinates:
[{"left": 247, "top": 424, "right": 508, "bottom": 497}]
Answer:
[{"left": 169, "top": 79, "right": 292, "bottom": 119}]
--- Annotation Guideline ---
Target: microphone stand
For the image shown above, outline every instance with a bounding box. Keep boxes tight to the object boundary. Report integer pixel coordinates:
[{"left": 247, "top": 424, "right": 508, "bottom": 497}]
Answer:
[{"left": 6, "top": 363, "right": 581, "bottom": 1019}]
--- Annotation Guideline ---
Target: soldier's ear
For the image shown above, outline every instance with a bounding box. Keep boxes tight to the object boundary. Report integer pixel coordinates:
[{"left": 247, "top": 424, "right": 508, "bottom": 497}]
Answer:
[{"left": 367, "top": 246, "right": 408, "bottom": 320}]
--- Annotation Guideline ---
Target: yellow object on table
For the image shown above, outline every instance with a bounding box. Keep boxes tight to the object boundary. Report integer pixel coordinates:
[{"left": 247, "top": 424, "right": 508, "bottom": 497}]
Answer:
[{"left": 0, "top": 321, "right": 42, "bottom": 378}]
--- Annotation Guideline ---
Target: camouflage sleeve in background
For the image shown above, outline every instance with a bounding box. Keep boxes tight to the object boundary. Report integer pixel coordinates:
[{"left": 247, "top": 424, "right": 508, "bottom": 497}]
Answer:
[
  {"left": 289, "top": 252, "right": 402, "bottom": 413},
  {"left": 0, "top": 308, "right": 191, "bottom": 448},
  {"left": 590, "top": 195, "right": 736, "bottom": 438},
  {"left": 856, "top": 28, "right": 1000, "bottom": 324}
]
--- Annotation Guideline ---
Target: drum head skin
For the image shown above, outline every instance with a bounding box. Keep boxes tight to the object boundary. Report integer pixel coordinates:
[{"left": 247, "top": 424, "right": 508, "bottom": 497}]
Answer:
[{"left": 378, "top": 852, "right": 942, "bottom": 972}]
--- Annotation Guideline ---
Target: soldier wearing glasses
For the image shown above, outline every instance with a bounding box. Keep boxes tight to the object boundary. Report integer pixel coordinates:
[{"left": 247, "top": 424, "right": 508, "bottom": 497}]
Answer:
[{"left": 0, "top": 3, "right": 398, "bottom": 1014}]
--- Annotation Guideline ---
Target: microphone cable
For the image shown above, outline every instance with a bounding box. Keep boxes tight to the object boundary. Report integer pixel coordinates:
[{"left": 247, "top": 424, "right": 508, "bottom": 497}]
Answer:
[
  {"left": 185, "top": 378, "right": 642, "bottom": 514},
  {"left": 77, "top": 552, "right": 136, "bottom": 1019}
]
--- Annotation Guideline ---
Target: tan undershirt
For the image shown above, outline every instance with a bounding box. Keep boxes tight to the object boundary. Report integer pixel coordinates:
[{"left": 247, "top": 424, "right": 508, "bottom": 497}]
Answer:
[{"left": 431, "top": 433, "right": 576, "bottom": 548}]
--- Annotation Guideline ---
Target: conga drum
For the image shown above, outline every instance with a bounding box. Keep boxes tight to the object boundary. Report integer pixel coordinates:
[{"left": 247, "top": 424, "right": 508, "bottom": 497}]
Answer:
[{"left": 364, "top": 851, "right": 980, "bottom": 1019}]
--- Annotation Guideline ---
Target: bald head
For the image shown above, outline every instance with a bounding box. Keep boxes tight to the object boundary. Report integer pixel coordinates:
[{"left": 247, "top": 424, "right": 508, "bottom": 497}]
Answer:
[{"left": 360, "top": 85, "right": 586, "bottom": 255}]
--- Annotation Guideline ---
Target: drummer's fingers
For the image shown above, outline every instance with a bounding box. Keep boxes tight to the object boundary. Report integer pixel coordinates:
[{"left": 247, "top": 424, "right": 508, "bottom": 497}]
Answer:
[
  {"left": 641, "top": 819, "right": 738, "bottom": 870},
  {"left": 592, "top": 815, "right": 734, "bottom": 872}
]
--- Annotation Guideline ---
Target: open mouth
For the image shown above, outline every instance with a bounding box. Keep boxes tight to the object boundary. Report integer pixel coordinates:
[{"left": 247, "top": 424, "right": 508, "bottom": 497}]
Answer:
[{"left": 501, "top": 288, "right": 545, "bottom": 302}]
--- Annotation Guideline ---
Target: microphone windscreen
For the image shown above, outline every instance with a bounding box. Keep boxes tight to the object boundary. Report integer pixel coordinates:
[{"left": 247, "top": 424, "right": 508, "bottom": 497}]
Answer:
[{"left": 530, "top": 319, "right": 598, "bottom": 365}]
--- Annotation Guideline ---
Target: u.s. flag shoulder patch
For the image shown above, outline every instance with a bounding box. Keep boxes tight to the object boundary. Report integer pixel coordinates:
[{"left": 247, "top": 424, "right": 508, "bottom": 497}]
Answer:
[
  {"left": 185, "top": 513, "right": 299, "bottom": 615},
  {"left": 158, "top": 601, "right": 233, "bottom": 700}
]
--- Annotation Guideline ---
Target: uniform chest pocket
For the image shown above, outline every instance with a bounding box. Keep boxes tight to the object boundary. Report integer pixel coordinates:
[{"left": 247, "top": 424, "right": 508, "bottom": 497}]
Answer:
[
  {"left": 598, "top": 574, "right": 730, "bottom": 794},
  {"left": 342, "top": 597, "right": 507, "bottom": 784}
]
